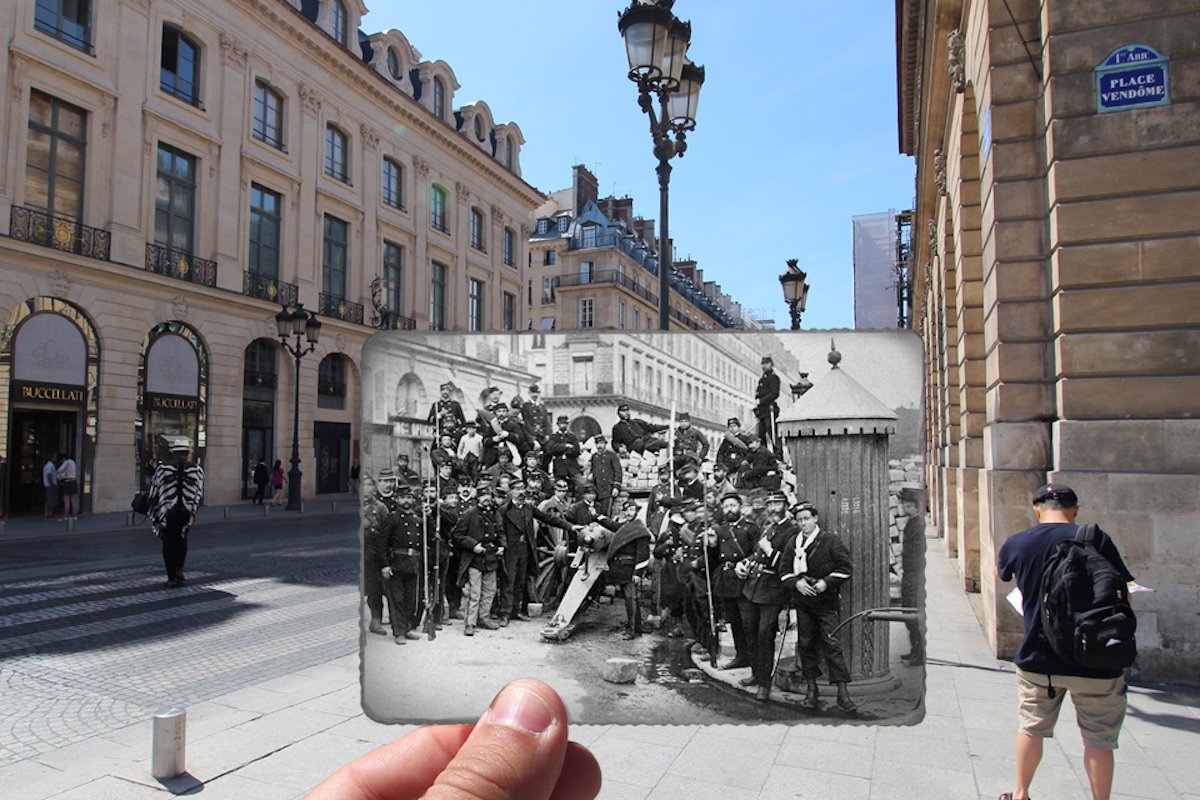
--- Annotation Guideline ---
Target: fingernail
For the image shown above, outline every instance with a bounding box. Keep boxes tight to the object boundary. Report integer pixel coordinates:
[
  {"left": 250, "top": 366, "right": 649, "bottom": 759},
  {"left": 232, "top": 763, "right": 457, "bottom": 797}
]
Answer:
[{"left": 488, "top": 684, "right": 553, "bottom": 735}]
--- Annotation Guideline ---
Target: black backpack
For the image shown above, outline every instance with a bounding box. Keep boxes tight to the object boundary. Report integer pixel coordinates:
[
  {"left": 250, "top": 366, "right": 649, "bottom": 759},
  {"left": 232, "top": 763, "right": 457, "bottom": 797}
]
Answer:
[{"left": 1039, "top": 524, "right": 1137, "bottom": 670}]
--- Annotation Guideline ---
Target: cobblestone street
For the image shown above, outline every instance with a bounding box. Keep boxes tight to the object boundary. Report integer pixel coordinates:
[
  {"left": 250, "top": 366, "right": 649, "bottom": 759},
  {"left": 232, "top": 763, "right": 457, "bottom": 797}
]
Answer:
[{"left": 0, "top": 512, "right": 362, "bottom": 768}]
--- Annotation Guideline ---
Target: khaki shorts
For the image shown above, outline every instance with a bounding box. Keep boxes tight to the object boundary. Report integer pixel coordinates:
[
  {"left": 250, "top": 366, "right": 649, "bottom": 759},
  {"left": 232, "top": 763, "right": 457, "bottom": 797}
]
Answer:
[{"left": 1017, "top": 668, "right": 1127, "bottom": 750}]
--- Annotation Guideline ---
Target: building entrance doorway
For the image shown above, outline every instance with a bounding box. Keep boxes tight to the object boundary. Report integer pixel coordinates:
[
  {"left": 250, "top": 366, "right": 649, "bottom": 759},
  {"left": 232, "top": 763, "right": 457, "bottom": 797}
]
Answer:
[
  {"left": 314, "top": 421, "right": 349, "bottom": 495},
  {"left": 7, "top": 409, "right": 77, "bottom": 515}
]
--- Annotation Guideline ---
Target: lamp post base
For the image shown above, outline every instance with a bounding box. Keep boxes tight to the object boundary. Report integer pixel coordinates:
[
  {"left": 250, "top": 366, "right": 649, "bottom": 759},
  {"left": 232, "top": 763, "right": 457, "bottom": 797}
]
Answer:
[{"left": 286, "top": 466, "right": 302, "bottom": 511}]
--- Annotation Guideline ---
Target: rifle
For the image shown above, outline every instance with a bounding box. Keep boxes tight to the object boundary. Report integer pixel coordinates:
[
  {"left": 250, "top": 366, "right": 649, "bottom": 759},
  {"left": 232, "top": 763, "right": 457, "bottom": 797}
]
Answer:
[
  {"left": 422, "top": 495, "right": 435, "bottom": 640},
  {"left": 701, "top": 498, "right": 719, "bottom": 664}
]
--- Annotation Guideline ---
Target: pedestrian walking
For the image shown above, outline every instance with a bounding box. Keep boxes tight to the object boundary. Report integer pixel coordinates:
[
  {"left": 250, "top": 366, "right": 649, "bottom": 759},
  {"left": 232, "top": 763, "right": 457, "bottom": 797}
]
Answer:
[
  {"left": 252, "top": 458, "right": 269, "bottom": 504},
  {"left": 42, "top": 453, "right": 59, "bottom": 518},
  {"left": 995, "top": 484, "right": 1135, "bottom": 800},
  {"left": 56, "top": 452, "right": 79, "bottom": 518},
  {"left": 269, "top": 459, "right": 286, "bottom": 506},
  {"left": 148, "top": 438, "right": 205, "bottom": 588}
]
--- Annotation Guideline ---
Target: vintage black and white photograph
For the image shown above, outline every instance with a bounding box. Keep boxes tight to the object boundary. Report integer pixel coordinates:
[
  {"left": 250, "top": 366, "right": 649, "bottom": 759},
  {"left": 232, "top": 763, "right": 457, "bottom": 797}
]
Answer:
[{"left": 358, "top": 329, "right": 925, "bottom": 725}]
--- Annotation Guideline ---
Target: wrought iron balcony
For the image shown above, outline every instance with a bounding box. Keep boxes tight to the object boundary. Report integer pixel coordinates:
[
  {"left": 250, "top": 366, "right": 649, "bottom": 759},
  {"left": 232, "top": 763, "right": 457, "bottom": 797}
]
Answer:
[
  {"left": 10, "top": 206, "right": 110, "bottom": 261},
  {"left": 555, "top": 270, "right": 658, "bottom": 307},
  {"left": 243, "top": 271, "right": 299, "bottom": 306},
  {"left": 244, "top": 369, "right": 278, "bottom": 389},
  {"left": 145, "top": 243, "right": 217, "bottom": 287},
  {"left": 318, "top": 292, "right": 364, "bottom": 324},
  {"left": 374, "top": 310, "right": 417, "bottom": 330}
]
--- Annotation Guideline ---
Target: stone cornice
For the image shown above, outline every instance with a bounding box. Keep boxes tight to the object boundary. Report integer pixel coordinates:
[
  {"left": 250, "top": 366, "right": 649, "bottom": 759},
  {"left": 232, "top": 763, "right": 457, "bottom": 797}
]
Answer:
[{"left": 244, "top": 0, "right": 543, "bottom": 207}]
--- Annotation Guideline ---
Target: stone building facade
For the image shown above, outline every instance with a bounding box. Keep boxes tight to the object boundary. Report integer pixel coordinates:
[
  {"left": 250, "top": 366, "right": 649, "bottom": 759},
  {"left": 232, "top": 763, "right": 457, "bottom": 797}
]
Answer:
[
  {"left": 898, "top": 0, "right": 1200, "bottom": 679},
  {"left": 0, "top": 0, "right": 542, "bottom": 514}
]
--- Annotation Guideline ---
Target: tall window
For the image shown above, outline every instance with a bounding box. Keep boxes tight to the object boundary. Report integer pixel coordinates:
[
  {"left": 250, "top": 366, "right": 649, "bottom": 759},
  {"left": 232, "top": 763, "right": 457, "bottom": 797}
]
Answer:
[
  {"left": 25, "top": 90, "right": 86, "bottom": 221},
  {"left": 252, "top": 83, "right": 284, "bottom": 149},
  {"left": 634, "top": 309, "right": 640, "bottom": 330},
  {"left": 387, "top": 48, "right": 402, "bottom": 79},
  {"left": 572, "top": 357, "right": 595, "bottom": 393},
  {"left": 503, "top": 227, "right": 515, "bottom": 266},
  {"left": 619, "top": 301, "right": 626, "bottom": 330},
  {"left": 430, "top": 184, "right": 448, "bottom": 232},
  {"left": 248, "top": 183, "right": 281, "bottom": 277},
  {"left": 470, "top": 208, "right": 485, "bottom": 251},
  {"left": 430, "top": 262, "right": 447, "bottom": 330},
  {"left": 580, "top": 261, "right": 593, "bottom": 284},
  {"left": 468, "top": 278, "right": 484, "bottom": 332},
  {"left": 35, "top": 0, "right": 91, "bottom": 52},
  {"left": 330, "top": 0, "right": 349, "bottom": 46},
  {"left": 503, "top": 292, "right": 515, "bottom": 331},
  {"left": 382, "top": 157, "right": 403, "bottom": 209},
  {"left": 383, "top": 241, "right": 403, "bottom": 311},
  {"left": 541, "top": 277, "right": 556, "bottom": 304},
  {"left": 543, "top": 249, "right": 556, "bottom": 265},
  {"left": 318, "top": 353, "right": 346, "bottom": 409},
  {"left": 324, "top": 125, "right": 348, "bottom": 182},
  {"left": 579, "top": 298, "right": 594, "bottom": 329},
  {"left": 322, "top": 214, "right": 347, "bottom": 298},
  {"left": 160, "top": 26, "right": 200, "bottom": 106},
  {"left": 432, "top": 77, "right": 446, "bottom": 119},
  {"left": 154, "top": 144, "right": 196, "bottom": 253},
  {"left": 503, "top": 138, "right": 514, "bottom": 170},
  {"left": 537, "top": 219, "right": 549, "bottom": 235},
  {"left": 580, "top": 223, "right": 598, "bottom": 248}
]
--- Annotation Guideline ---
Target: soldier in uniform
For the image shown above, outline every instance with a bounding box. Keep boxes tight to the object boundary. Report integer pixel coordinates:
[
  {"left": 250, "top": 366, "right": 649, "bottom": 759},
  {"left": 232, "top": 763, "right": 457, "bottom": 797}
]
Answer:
[
  {"left": 611, "top": 403, "right": 669, "bottom": 455},
  {"left": 681, "top": 499, "right": 719, "bottom": 661},
  {"left": 738, "top": 491, "right": 798, "bottom": 700},
  {"left": 716, "top": 417, "right": 752, "bottom": 475},
  {"left": 452, "top": 484, "right": 505, "bottom": 636},
  {"left": 496, "top": 481, "right": 576, "bottom": 625},
  {"left": 589, "top": 434, "right": 623, "bottom": 516},
  {"left": 676, "top": 462, "right": 705, "bottom": 503},
  {"left": 361, "top": 472, "right": 394, "bottom": 636},
  {"left": 740, "top": 436, "right": 782, "bottom": 491},
  {"left": 520, "top": 383, "right": 552, "bottom": 450},
  {"left": 545, "top": 415, "right": 582, "bottom": 488},
  {"left": 428, "top": 382, "right": 466, "bottom": 442},
  {"left": 645, "top": 464, "right": 675, "bottom": 535},
  {"left": 605, "top": 500, "right": 653, "bottom": 639},
  {"left": 380, "top": 483, "right": 425, "bottom": 644},
  {"left": 671, "top": 412, "right": 710, "bottom": 469},
  {"left": 754, "top": 356, "right": 782, "bottom": 456},
  {"left": 780, "top": 501, "right": 856, "bottom": 711},
  {"left": 497, "top": 404, "right": 534, "bottom": 458},
  {"left": 652, "top": 495, "right": 688, "bottom": 637},
  {"left": 898, "top": 486, "right": 926, "bottom": 665},
  {"left": 520, "top": 450, "right": 551, "bottom": 502},
  {"left": 429, "top": 432, "right": 460, "bottom": 477},
  {"left": 395, "top": 454, "right": 420, "bottom": 488},
  {"left": 421, "top": 481, "right": 456, "bottom": 630},
  {"left": 706, "top": 491, "right": 758, "bottom": 670}
]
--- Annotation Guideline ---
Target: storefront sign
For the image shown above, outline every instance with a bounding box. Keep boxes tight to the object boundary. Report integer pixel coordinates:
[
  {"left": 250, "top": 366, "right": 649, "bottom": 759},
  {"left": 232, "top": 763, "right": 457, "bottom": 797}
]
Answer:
[
  {"left": 146, "top": 393, "right": 199, "bottom": 412},
  {"left": 1095, "top": 45, "right": 1170, "bottom": 114},
  {"left": 13, "top": 380, "right": 85, "bottom": 405}
]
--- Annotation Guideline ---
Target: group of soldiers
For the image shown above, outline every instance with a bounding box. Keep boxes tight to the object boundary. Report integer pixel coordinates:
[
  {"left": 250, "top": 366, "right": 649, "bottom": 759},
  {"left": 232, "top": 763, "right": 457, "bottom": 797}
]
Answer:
[{"left": 361, "top": 355, "right": 863, "bottom": 709}]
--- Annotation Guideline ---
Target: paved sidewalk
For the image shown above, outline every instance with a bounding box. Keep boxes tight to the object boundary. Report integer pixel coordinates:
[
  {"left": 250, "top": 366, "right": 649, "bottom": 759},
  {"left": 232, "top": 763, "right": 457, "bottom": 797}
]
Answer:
[{"left": 6, "top": 532, "right": 1198, "bottom": 799}]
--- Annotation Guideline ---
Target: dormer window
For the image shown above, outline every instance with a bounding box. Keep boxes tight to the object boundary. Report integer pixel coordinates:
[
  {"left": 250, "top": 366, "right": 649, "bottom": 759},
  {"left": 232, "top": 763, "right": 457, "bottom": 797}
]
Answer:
[
  {"left": 556, "top": 216, "right": 569, "bottom": 233},
  {"left": 537, "top": 219, "right": 549, "bottom": 235},
  {"left": 331, "top": 0, "right": 348, "bottom": 46},
  {"left": 432, "top": 77, "right": 445, "bottom": 120},
  {"left": 473, "top": 115, "right": 484, "bottom": 141},
  {"left": 387, "top": 48, "right": 401, "bottom": 80}
]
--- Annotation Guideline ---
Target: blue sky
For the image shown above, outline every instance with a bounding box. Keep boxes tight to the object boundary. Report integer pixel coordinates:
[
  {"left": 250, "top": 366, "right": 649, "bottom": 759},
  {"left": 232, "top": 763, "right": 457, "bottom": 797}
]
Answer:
[{"left": 364, "top": 2, "right": 915, "bottom": 329}]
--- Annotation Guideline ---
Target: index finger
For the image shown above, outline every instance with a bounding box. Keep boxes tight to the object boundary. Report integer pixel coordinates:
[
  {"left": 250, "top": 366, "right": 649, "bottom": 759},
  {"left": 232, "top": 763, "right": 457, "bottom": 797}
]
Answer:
[{"left": 305, "top": 723, "right": 472, "bottom": 800}]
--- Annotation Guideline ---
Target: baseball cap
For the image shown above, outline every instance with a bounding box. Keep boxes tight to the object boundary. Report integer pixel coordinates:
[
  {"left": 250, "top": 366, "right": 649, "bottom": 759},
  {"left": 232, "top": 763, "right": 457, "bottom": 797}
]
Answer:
[{"left": 1032, "top": 483, "right": 1078, "bottom": 507}]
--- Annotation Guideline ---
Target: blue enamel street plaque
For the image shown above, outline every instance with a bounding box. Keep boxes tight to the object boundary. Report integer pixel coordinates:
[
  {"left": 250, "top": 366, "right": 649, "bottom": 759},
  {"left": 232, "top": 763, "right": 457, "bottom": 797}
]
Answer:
[{"left": 1095, "top": 45, "right": 1170, "bottom": 114}]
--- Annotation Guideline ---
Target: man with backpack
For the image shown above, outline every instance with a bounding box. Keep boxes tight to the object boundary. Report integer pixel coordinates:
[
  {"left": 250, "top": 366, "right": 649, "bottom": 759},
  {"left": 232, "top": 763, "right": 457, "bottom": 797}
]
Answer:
[
  {"left": 149, "top": 438, "right": 205, "bottom": 588},
  {"left": 995, "top": 484, "right": 1136, "bottom": 800}
]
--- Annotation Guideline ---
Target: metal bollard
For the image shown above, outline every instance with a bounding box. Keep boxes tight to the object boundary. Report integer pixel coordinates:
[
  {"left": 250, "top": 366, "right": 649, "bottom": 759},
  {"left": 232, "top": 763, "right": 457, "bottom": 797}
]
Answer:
[
  {"left": 66, "top": 517, "right": 77, "bottom": 532},
  {"left": 330, "top": 500, "right": 337, "bottom": 512},
  {"left": 223, "top": 506, "right": 232, "bottom": 519},
  {"left": 126, "top": 511, "right": 134, "bottom": 527},
  {"left": 263, "top": 504, "right": 270, "bottom": 516},
  {"left": 151, "top": 707, "right": 186, "bottom": 779}
]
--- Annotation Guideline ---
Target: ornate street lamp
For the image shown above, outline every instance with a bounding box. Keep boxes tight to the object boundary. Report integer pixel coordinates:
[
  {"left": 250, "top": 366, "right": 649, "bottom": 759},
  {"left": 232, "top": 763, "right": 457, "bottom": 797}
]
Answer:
[
  {"left": 618, "top": 0, "right": 704, "bottom": 330},
  {"left": 275, "top": 303, "right": 321, "bottom": 511},
  {"left": 779, "top": 258, "right": 810, "bottom": 330}
]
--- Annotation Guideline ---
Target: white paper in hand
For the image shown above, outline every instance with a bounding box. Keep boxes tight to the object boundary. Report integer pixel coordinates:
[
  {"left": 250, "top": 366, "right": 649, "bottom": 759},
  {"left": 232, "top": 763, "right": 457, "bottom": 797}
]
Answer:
[{"left": 1006, "top": 586, "right": 1023, "bottom": 614}]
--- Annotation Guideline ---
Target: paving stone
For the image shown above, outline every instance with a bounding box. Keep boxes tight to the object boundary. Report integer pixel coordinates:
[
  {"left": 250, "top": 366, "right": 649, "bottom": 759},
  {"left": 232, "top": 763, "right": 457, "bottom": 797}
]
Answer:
[
  {"left": 44, "top": 776, "right": 165, "bottom": 799},
  {"left": 868, "top": 757, "right": 979, "bottom": 799},
  {"left": 760, "top": 763, "right": 872, "bottom": 800},
  {"left": 666, "top": 731, "right": 776, "bottom": 791},
  {"left": 647, "top": 773, "right": 761, "bottom": 799},
  {"left": 597, "top": 778, "right": 652, "bottom": 800},
  {"left": 776, "top": 733, "right": 874, "bottom": 778},
  {"left": 233, "top": 731, "right": 374, "bottom": 791},
  {"left": 587, "top": 733, "right": 681, "bottom": 789}
]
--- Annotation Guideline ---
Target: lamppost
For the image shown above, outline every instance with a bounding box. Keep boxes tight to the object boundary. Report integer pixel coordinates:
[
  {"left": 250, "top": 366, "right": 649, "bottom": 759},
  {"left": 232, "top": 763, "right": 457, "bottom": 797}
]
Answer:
[
  {"left": 618, "top": 0, "right": 704, "bottom": 331},
  {"left": 779, "top": 258, "right": 810, "bottom": 330},
  {"left": 275, "top": 304, "right": 321, "bottom": 511}
]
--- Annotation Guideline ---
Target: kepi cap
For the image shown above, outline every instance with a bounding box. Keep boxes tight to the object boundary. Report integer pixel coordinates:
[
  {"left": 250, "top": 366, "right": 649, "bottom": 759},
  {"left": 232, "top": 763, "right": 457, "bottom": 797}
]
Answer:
[
  {"left": 727, "top": 417, "right": 740, "bottom": 427},
  {"left": 720, "top": 490, "right": 743, "bottom": 504}
]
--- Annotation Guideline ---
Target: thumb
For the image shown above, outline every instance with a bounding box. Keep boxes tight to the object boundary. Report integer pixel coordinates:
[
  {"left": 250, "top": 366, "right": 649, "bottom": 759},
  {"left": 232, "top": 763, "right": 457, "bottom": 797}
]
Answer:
[{"left": 426, "top": 679, "right": 568, "bottom": 800}]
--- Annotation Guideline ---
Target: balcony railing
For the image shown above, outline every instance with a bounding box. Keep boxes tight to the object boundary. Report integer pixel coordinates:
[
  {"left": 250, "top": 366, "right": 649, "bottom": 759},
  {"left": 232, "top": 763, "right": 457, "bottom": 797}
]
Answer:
[
  {"left": 244, "top": 369, "right": 278, "bottom": 389},
  {"left": 376, "top": 310, "right": 418, "bottom": 330},
  {"left": 319, "top": 292, "right": 364, "bottom": 324},
  {"left": 145, "top": 243, "right": 217, "bottom": 286},
  {"left": 555, "top": 270, "right": 658, "bottom": 307},
  {"left": 10, "top": 207, "right": 111, "bottom": 261},
  {"left": 243, "top": 271, "right": 299, "bottom": 306},
  {"left": 567, "top": 230, "right": 658, "bottom": 273}
]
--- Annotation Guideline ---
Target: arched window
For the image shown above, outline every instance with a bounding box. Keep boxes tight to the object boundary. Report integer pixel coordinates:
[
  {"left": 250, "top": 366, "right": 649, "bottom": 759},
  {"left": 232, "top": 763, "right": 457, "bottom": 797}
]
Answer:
[
  {"left": 387, "top": 47, "right": 401, "bottom": 79},
  {"left": 324, "top": 124, "right": 348, "bottom": 182},
  {"left": 252, "top": 82, "right": 284, "bottom": 149},
  {"left": 160, "top": 26, "right": 201, "bottom": 105},
  {"left": 432, "top": 77, "right": 445, "bottom": 120},
  {"left": 430, "top": 184, "right": 448, "bottom": 233},
  {"left": 473, "top": 115, "right": 484, "bottom": 141},
  {"left": 318, "top": 353, "right": 347, "bottom": 409},
  {"left": 382, "top": 157, "right": 403, "bottom": 209},
  {"left": 331, "top": 0, "right": 349, "bottom": 46}
]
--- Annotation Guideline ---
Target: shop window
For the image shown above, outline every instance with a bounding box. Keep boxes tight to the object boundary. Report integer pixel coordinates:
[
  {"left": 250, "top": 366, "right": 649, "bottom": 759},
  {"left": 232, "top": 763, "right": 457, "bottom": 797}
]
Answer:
[{"left": 318, "top": 353, "right": 346, "bottom": 409}]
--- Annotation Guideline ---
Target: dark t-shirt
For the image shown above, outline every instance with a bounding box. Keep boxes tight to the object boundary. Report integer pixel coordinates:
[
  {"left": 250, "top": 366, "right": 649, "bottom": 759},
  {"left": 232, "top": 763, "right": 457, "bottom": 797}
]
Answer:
[{"left": 997, "top": 522, "right": 1134, "bottom": 678}]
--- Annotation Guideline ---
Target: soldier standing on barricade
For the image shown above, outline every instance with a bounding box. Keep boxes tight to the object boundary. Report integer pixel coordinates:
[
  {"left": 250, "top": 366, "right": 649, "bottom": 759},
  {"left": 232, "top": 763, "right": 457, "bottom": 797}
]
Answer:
[
  {"left": 612, "top": 403, "right": 669, "bottom": 455},
  {"left": 589, "top": 434, "right": 622, "bottom": 516},
  {"left": 754, "top": 356, "right": 782, "bottom": 456},
  {"left": 716, "top": 417, "right": 752, "bottom": 476},
  {"left": 706, "top": 491, "right": 757, "bottom": 670},
  {"left": 545, "top": 415, "right": 582, "bottom": 489},
  {"left": 497, "top": 404, "right": 534, "bottom": 458},
  {"left": 452, "top": 484, "right": 505, "bottom": 636},
  {"left": 520, "top": 383, "right": 551, "bottom": 451},
  {"left": 428, "top": 382, "right": 466, "bottom": 441},
  {"left": 496, "top": 481, "right": 576, "bottom": 627},
  {"left": 671, "top": 412, "right": 710, "bottom": 470},
  {"left": 779, "top": 501, "right": 856, "bottom": 711},
  {"left": 361, "top": 472, "right": 394, "bottom": 636},
  {"left": 521, "top": 450, "right": 551, "bottom": 502},
  {"left": 429, "top": 433, "right": 460, "bottom": 477},
  {"left": 381, "top": 483, "right": 424, "bottom": 645},
  {"left": 738, "top": 491, "right": 798, "bottom": 701}
]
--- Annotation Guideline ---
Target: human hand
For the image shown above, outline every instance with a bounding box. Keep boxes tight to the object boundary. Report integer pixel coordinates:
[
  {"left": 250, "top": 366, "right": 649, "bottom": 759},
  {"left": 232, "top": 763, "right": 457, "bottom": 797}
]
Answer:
[
  {"left": 474, "top": 544, "right": 485, "bottom": 554},
  {"left": 305, "top": 679, "right": 600, "bottom": 800},
  {"left": 381, "top": 567, "right": 393, "bottom": 580},
  {"left": 796, "top": 578, "right": 818, "bottom": 596}
]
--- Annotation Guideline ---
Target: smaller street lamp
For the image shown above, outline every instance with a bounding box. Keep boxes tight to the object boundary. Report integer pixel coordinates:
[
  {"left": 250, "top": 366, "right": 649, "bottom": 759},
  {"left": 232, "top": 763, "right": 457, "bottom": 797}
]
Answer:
[
  {"left": 779, "top": 258, "right": 810, "bottom": 330},
  {"left": 275, "top": 304, "right": 321, "bottom": 511}
]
